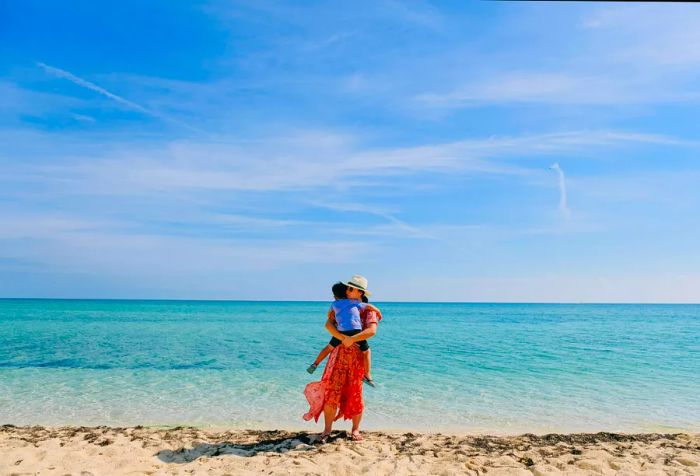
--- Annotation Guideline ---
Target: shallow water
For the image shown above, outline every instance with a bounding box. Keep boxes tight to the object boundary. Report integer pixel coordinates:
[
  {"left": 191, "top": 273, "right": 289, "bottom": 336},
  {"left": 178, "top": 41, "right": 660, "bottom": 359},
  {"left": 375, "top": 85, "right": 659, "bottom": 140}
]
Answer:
[{"left": 1, "top": 299, "right": 698, "bottom": 433}]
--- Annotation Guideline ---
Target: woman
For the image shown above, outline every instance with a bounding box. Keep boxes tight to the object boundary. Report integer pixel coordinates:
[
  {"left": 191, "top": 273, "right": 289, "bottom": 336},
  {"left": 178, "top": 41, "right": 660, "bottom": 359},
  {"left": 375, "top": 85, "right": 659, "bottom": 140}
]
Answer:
[{"left": 303, "top": 275, "right": 381, "bottom": 442}]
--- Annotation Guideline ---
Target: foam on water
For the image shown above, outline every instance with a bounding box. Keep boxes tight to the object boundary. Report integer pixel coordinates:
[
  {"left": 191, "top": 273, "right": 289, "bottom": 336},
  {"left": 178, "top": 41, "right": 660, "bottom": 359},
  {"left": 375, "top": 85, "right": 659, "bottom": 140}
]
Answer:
[{"left": 1, "top": 299, "right": 698, "bottom": 433}]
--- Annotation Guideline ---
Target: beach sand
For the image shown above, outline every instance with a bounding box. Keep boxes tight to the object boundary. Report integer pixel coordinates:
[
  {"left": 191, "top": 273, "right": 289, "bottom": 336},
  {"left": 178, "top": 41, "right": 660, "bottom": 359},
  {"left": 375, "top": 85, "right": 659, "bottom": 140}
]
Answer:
[{"left": 1, "top": 425, "right": 698, "bottom": 475}]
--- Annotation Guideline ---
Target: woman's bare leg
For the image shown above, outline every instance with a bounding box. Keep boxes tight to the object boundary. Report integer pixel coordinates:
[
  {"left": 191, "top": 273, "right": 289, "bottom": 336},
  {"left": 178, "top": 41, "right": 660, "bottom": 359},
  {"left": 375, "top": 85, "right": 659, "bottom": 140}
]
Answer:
[
  {"left": 363, "top": 349, "right": 372, "bottom": 379},
  {"left": 351, "top": 412, "right": 363, "bottom": 441},
  {"left": 322, "top": 403, "right": 336, "bottom": 439}
]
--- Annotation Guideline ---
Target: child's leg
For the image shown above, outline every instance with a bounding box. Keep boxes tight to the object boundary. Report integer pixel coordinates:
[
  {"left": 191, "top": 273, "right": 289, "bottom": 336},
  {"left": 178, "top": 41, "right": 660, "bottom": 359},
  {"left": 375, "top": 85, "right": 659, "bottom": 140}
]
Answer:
[
  {"left": 313, "top": 344, "right": 334, "bottom": 366},
  {"left": 363, "top": 348, "right": 372, "bottom": 378},
  {"left": 308, "top": 344, "right": 335, "bottom": 373}
]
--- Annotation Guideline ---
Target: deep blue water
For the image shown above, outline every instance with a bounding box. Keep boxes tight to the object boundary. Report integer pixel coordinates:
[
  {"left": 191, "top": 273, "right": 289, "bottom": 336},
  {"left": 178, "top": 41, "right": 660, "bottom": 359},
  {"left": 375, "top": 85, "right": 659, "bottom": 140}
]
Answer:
[{"left": 1, "top": 299, "right": 698, "bottom": 433}]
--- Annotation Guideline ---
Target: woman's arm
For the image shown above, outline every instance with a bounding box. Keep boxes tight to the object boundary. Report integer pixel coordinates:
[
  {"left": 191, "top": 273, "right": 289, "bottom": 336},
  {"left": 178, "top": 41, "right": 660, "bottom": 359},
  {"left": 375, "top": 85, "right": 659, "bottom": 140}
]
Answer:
[
  {"left": 342, "top": 323, "right": 377, "bottom": 347},
  {"left": 364, "top": 303, "right": 380, "bottom": 313}
]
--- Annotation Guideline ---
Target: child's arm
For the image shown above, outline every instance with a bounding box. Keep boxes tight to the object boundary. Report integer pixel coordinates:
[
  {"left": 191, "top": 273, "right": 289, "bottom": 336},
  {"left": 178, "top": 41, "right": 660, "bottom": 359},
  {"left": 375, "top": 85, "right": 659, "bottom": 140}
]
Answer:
[
  {"left": 343, "top": 307, "right": 381, "bottom": 347},
  {"left": 341, "top": 323, "right": 377, "bottom": 346},
  {"left": 325, "top": 320, "right": 347, "bottom": 342},
  {"left": 325, "top": 308, "right": 347, "bottom": 342}
]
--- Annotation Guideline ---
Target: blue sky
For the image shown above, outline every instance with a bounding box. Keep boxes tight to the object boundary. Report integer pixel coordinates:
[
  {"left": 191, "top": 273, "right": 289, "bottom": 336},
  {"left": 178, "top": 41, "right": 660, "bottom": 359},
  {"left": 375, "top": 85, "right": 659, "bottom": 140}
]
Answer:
[{"left": 1, "top": 1, "right": 700, "bottom": 302}]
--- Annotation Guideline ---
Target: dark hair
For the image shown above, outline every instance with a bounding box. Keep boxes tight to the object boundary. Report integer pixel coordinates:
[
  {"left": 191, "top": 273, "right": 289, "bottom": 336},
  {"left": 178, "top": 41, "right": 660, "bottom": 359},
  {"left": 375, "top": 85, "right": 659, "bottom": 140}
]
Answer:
[
  {"left": 331, "top": 282, "right": 347, "bottom": 300},
  {"left": 361, "top": 295, "right": 368, "bottom": 303}
]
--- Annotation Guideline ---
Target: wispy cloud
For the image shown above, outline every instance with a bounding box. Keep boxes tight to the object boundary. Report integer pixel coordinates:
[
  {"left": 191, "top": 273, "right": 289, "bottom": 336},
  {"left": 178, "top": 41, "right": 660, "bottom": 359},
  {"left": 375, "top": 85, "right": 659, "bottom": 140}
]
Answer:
[
  {"left": 3, "top": 2, "right": 700, "bottom": 301},
  {"left": 550, "top": 163, "right": 571, "bottom": 219},
  {"left": 37, "top": 63, "right": 153, "bottom": 113},
  {"left": 4, "top": 128, "right": 686, "bottom": 198},
  {"left": 380, "top": 0, "right": 445, "bottom": 31},
  {"left": 416, "top": 71, "right": 700, "bottom": 108},
  {"left": 385, "top": 273, "right": 700, "bottom": 304},
  {"left": 415, "top": 6, "right": 700, "bottom": 110},
  {"left": 308, "top": 200, "right": 442, "bottom": 241},
  {"left": 0, "top": 211, "right": 377, "bottom": 272},
  {"left": 0, "top": 80, "right": 85, "bottom": 117},
  {"left": 37, "top": 62, "right": 200, "bottom": 132},
  {"left": 580, "top": 6, "right": 700, "bottom": 67},
  {"left": 571, "top": 170, "right": 700, "bottom": 207}
]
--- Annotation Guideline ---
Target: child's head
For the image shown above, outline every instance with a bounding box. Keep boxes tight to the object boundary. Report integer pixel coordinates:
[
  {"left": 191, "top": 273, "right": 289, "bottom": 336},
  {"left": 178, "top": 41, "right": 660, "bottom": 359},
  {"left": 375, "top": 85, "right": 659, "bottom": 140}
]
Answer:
[{"left": 331, "top": 282, "right": 348, "bottom": 300}]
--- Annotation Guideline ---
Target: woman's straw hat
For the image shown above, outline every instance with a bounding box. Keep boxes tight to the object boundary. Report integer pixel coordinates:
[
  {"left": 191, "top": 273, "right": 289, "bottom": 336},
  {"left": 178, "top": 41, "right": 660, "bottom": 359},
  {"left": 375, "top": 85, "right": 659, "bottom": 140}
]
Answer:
[{"left": 346, "top": 275, "right": 371, "bottom": 296}]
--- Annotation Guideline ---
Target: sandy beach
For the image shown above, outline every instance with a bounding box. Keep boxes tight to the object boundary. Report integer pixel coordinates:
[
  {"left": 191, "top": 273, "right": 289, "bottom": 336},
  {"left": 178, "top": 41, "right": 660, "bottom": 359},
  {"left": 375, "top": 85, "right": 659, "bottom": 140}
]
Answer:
[{"left": 1, "top": 425, "right": 698, "bottom": 475}]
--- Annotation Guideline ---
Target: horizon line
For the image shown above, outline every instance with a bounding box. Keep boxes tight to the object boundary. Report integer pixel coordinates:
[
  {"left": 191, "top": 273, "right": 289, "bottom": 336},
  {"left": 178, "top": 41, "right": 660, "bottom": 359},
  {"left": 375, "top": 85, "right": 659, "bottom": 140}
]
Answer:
[{"left": 0, "top": 297, "right": 698, "bottom": 305}]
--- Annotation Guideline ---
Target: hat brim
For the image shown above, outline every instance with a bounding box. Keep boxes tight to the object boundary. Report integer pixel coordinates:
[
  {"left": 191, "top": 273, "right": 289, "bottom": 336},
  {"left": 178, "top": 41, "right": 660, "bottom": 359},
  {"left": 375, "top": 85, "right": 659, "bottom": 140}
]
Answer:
[{"left": 346, "top": 281, "right": 371, "bottom": 296}]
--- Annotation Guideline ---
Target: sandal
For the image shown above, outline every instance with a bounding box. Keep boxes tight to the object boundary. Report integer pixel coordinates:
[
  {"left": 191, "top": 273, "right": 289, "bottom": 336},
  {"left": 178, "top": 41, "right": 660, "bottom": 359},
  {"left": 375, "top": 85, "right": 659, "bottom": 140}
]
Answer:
[
  {"left": 351, "top": 430, "right": 363, "bottom": 441},
  {"left": 307, "top": 364, "right": 318, "bottom": 374},
  {"left": 318, "top": 431, "right": 331, "bottom": 444},
  {"left": 362, "top": 376, "right": 376, "bottom": 387}
]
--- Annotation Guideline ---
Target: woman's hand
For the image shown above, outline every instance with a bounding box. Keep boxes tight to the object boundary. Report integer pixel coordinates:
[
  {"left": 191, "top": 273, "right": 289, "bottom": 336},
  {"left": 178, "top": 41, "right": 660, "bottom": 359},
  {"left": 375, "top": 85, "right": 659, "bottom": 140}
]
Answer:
[{"left": 341, "top": 335, "right": 355, "bottom": 347}]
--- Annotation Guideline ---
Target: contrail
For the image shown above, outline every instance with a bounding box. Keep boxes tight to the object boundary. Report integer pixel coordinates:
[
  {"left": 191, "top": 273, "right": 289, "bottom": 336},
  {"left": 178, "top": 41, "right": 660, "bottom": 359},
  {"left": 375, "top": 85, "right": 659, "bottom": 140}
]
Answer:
[
  {"left": 307, "top": 200, "right": 445, "bottom": 242},
  {"left": 38, "top": 62, "right": 152, "bottom": 113},
  {"left": 550, "top": 162, "right": 571, "bottom": 219},
  {"left": 37, "top": 62, "right": 200, "bottom": 132}
]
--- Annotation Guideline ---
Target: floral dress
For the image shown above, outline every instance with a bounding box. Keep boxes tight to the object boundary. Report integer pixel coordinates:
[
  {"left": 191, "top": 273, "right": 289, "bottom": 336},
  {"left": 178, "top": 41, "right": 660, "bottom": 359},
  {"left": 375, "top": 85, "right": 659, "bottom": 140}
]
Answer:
[{"left": 303, "top": 308, "right": 381, "bottom": 422}]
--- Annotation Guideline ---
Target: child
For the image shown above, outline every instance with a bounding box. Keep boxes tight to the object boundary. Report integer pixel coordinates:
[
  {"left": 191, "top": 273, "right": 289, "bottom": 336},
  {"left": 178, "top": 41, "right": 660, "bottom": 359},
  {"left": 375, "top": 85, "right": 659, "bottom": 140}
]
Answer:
[{"left": 307, "top": 279, "right": 377, "bottom": 387}]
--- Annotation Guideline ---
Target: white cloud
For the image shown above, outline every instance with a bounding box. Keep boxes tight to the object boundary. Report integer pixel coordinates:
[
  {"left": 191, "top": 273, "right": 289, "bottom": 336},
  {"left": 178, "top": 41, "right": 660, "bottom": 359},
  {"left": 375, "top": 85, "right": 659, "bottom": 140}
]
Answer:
[
  {"left": 0, "top": 80, "right": 86, "bottom": 117},
  {"left": 310, "top": 200, "right": 442, "bottom": 241},
  {"left": 571, "top": 170, "right": 700, "bottom": 206},
  {"left": 380, "top": 0, "right": 445, "bottom": 31},
  {"left": 580, "top": 6, "right": 700, "bottom": 67},
  {"left": 207, "top": 213, "right": 304, "bottom": 228},
  {"left": 416, "top": 5, "right": 700, "bottom": 109},
  {"left": 0, "top": 213, "right": 119, "bottom": 239},
  {"left": 37, "top": 63, "right": 200, "bottom": 132},
  {"left": 382, "top": 274, "right": 700, "bottom": 304},
  {"left": 8, "top": 129, "right": 680, "bottom": 198},
  {"left": 416, "top": 71, "right": 700, "bottom": 108},
  {"left": 38, "top": 63, "right": 153, "bottom": 114},
  {"left": 71, "top": 113, "right": 96, "bottom": 123},
  {"left": 0, "top": 212, "right": 376, "bottom": 275},
  {"left": 550, "top": 163, "right": 571, "bottom": 219}
]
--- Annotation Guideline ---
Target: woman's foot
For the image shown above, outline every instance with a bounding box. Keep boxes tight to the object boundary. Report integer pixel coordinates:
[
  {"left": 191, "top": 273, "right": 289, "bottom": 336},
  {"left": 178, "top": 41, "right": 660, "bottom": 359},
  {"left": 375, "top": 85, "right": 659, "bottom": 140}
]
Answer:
[
  {"left": 362, "top": 375, "right": 375, "bottom": 387},
  {"left": 318, "top": 430, "right": 332, "bottom": 444},
  {"left": 350, "top": 430, "right": 363, "bottom": 441},
  {"left": 307, "top": 363, "right": 318, "bottom": 374}
]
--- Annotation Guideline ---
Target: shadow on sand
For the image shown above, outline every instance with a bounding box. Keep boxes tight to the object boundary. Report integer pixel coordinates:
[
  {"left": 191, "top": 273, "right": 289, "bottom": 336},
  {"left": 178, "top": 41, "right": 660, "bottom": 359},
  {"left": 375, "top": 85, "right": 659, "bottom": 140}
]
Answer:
[{"left": 155, "top": 430, "right": 350, "bottom": 463}]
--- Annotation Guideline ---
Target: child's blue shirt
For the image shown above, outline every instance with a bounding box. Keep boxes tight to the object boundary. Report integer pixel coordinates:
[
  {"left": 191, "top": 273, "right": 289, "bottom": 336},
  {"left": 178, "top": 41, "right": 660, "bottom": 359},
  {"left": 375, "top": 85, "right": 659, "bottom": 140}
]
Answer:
[{"left": 331, "top": 299, "right": 366, "bottom": 332}]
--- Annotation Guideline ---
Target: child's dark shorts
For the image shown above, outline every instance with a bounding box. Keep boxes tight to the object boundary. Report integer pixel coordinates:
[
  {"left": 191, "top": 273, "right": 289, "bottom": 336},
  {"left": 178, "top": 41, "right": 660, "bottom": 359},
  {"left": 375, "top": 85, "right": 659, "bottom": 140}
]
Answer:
[{"left": 329, "top": 329, "right": 370, "bottom": 352}]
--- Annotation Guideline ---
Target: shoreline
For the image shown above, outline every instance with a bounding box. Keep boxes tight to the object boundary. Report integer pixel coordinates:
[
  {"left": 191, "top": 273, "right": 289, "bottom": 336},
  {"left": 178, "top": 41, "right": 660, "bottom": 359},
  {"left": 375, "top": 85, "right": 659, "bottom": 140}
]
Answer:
[
  {"left": 2, "top": 425, "right": 698, "bottom": 475},
  {"left": 4, "top": 419, "right": 696, "bottom": 438}
]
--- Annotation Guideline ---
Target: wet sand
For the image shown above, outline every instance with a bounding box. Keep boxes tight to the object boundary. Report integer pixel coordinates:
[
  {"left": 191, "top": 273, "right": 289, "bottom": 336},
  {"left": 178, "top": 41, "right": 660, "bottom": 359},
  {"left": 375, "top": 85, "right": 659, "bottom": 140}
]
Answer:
[{"left": 1, "top": 425, "right": 699, "bottom": 475}]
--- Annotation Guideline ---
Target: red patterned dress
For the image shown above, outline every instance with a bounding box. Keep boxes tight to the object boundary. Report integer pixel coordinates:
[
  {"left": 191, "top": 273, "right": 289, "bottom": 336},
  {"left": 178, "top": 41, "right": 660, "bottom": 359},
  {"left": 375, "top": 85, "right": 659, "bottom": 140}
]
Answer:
[{"left": 303, "top": 308, "right": 381, "bottom": 422}]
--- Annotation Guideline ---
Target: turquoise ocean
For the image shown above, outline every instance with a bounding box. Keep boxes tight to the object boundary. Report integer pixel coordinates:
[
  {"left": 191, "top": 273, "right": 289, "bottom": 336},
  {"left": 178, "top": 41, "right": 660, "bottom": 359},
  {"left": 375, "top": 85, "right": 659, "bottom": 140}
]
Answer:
[{"left": 1, "top": 299, "right": 698, "bottom": 434}]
